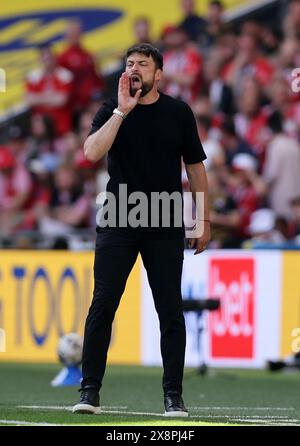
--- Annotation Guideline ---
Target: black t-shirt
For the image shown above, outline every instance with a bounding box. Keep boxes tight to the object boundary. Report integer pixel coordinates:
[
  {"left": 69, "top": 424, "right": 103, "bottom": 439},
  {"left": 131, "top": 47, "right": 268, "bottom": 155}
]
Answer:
[{"left": 89, "top": 92, "right": 206, "bottom": 237}]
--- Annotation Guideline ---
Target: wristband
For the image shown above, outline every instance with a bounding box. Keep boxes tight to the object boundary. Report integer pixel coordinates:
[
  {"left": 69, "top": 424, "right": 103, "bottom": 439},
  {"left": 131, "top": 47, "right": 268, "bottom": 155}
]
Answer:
[{"left": 113, "top": 108, "right": 127, "bottom": 120}]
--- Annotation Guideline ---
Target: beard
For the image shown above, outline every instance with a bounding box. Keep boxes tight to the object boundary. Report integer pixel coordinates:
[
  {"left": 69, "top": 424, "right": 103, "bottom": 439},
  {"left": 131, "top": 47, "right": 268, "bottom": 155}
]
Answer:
[{"left": 129, "top": 74, "right": 155, "bottom": 97}]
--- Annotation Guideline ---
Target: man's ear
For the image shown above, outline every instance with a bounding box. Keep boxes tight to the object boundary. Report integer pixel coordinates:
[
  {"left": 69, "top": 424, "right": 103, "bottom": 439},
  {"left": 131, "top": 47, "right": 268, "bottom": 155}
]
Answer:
[{"left": 155, "top": 69, "right": 163, "bottom": 81}]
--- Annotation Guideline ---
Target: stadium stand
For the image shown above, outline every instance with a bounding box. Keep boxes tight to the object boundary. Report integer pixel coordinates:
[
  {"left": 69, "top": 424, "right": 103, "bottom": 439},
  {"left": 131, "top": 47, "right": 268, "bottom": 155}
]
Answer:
[{"left": 1, "top": 0, "right": 300, "bottom": 249}]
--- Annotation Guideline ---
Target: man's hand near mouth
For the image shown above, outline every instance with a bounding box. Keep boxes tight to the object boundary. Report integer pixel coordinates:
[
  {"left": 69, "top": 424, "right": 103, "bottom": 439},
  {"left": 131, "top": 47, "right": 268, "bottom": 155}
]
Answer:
[{"left": 118, "top": 72, "right": 142, "bottom": 116}]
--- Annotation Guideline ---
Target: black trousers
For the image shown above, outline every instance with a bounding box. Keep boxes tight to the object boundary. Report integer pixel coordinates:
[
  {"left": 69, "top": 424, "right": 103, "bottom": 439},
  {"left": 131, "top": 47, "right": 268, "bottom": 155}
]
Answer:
[{"left": 81, "top": 228, "right": 186, "bottom": 396}]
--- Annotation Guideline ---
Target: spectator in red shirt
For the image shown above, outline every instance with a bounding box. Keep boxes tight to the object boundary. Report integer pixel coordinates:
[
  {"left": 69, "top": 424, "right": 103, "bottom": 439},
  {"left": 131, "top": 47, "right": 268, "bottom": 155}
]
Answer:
[
  {"left": 25, "top": 43, "right": 73, "bottom": 136},
  {"left": 276, "top": 38, "right": 300, "bottom": 103},
  {"left": 58, "top": 19, "right": 104, "bottom": 117},
  {"left": 234, "top": 78, "right": 270, "bottom": 163},
  {"left": 6, "top": 125, "right": 31, "bottom": 166},
  {"left": 161, "top": 25, "right": 202, "bottom": 104},
  {"left": 223, "top": 33, "right": 274, "bottom": 96},
  {"left": 227, "top": 153, "right": 261, "bottom": 239},
  {"left": 0, "top": 147, "right": 32, "bottom": 236},
  {"left": 267, "top": 76, "right": 300, "bottom": 139},
  {"left": 48, "top": 166, "right": 91, "bottom": 228}
]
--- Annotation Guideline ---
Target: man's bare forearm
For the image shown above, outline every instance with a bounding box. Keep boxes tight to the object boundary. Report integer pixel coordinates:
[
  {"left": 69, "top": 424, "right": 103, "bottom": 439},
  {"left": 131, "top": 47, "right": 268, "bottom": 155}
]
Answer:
[
  {"left": 185, "top": 162, "right": 210, "bottom": 221},
  {"left": 84, "top": 114, "right": 124, "bottom": 162}
]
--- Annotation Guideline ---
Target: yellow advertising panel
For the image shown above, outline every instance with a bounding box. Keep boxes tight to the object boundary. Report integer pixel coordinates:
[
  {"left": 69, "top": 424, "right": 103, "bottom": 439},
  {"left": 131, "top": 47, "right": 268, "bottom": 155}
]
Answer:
[
  {"left": 281, "top": 252, "right": 300, "bottom": 357},
  {"left": 0, "top": 251, "right": 141, "bottom": 364},
  {"left": 0, "top": 0, "right": 249, "bottom": 114}
]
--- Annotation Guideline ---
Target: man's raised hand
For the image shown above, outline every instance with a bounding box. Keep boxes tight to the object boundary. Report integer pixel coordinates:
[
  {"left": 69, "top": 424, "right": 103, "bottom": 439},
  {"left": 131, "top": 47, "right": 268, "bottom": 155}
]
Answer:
[{"left": 118, "top": 73, "right": 141, "bottom": 115}]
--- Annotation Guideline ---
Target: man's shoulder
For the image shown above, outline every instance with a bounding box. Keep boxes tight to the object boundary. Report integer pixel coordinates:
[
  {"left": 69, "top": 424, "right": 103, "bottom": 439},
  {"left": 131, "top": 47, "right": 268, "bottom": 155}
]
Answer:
[{"left": 159, "top": 93, "right": 192, "bottom": 112}]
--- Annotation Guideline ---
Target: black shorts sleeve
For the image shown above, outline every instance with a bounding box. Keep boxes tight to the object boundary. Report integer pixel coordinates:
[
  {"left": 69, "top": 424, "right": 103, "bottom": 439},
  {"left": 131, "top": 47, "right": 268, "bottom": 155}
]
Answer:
[
  {"left": 88, "top": 99, "right": 117, "bottom": 136},
  {"left": 180, "top": 102, "right": 207, "bottom": 164}
]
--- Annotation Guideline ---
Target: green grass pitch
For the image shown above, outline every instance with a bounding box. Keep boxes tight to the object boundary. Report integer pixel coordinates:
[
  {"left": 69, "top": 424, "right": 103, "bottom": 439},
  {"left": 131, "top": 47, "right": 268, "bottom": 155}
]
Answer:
[{"left": 0, "top": 363, "right": 299, "bottom": 426}]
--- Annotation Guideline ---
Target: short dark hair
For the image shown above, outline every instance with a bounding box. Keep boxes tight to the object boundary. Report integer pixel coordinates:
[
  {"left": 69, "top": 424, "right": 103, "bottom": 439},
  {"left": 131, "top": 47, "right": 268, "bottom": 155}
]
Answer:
[
  {"left": 197, "top": 115, "right": 212, "bottom": 131},
  {"left": 221, "top": 117, "right": 236, "bottom": 136},
  {"left": 126, "top": 43, "right": 163, "bottom": 70},
  {"left": 268, "top": 111, "right": 283, "bottom": 133},
  {"left": 209, "top": 0, "right": 224, "bottom": 8}
]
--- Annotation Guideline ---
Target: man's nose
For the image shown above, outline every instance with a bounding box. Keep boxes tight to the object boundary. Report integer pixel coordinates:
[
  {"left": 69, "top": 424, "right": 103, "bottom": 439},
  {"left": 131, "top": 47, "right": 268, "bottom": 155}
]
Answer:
[{"left": 130, "top": 62, "right": 140, "bottom": 71}]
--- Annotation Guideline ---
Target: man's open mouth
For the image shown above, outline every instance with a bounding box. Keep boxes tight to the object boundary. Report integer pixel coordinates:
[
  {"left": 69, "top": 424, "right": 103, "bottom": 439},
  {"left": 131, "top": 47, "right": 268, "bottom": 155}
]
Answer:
[{"left": 130, "top": 75, "right": 142, "bottom": 86}]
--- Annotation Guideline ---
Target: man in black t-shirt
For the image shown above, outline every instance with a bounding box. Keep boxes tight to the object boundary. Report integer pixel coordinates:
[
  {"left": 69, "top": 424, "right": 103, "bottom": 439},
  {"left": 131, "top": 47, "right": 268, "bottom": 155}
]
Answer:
[{"left": 73, "top": 43, "right": 210, "bottom": 417}]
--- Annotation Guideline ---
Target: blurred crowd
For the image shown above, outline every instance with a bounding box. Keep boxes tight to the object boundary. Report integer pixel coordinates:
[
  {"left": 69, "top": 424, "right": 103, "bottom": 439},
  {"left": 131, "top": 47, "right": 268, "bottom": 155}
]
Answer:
[{"left": 1, "top": 0, "right": 300, "bottom": 249}]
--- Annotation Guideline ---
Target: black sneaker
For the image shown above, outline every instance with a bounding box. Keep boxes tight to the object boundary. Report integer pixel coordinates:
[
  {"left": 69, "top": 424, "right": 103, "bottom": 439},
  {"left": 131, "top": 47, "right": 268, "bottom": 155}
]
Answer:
[
  {"left": 164, "top": 393, "right": 188, "bottom": 417},
  {"left": 72, "top": 386, "right": 101, "bottom": 414}
]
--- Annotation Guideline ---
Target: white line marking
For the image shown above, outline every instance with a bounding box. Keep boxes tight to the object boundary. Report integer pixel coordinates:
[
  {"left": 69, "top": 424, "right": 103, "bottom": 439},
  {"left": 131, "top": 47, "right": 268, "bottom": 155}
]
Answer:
[
  {"left": 18, "top": 405, "right": 73, "bottom": 411},
  {"left": 101, "top": 410, "right": 164, "bottom": 417},
  {"left": 18, "top": 406, "right": 164, "bottom": 417},
  {"left": 189, "top": 407, "right": 295, "bottom": 411},
  {"left": 190, "top": 415, "right": 290, "bottom": 419},
  {"left": 0, "top": 419, "right": 60, "bottom": 426},
  {"left": 16, "top": 405, "right": 300, "bottom": 423},
  {"left": 19, "top": 404, "right": 295, "bottom": 412},
  {"left": 232, "top": 419, "right": 300, "bottom": 425},
  {"left": 18, "top": 405, "right": 127, "bottom": 411},
  {"left": 101, "top": 406, "right": 128, "bottom": 409}
]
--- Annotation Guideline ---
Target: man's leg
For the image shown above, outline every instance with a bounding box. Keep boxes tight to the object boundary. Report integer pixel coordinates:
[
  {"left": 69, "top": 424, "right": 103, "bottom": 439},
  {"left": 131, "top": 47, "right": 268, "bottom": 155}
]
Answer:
[
  {"left": 81, "top": 229, "right": 139, "bottom": 391},
  {"left": 140, "top": 237, "right": 186, "bottom": 397}
]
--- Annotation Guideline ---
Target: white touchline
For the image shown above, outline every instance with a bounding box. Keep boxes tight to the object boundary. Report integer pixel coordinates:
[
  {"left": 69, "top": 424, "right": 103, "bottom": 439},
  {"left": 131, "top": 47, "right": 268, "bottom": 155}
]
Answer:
[
  {"left": 267, "top": 422, "right": 300, "bottom": 425},
  {"left": 3, "top": 417, "right": 298, "bottom": 427},
  {"left": 0, "top": 419, "right": 61, "bottom": 426},
  {"left": 18, "top": 405, "right": 128, "bottom": 411},
  {"left": 17, "top": 406, "right": 164, "bottom": 417},
  {"left": 190, "top": 415, "right": 290, "bottom": 419},
  {"left": 99, "top": 406, "right": 128, "bottom": 409},
  {"left": 233, "top": 419, "right": 300, "bottom": 425},
  {"left": 189, "top": 407, "right": 295, "bottom": 411},
  {"left": 16, "top": 406, "right": 300, "bottom": 422},
  {"left": 18, "top": 405, "right": 72, "bottom": 411},
  {"left": 18, "top": 405, "right": 295, "bottom": 412},
  {"left": 101, "top": 410, "right": 164, "bottom": 417}
]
